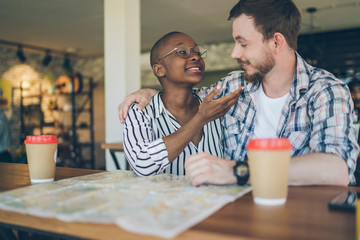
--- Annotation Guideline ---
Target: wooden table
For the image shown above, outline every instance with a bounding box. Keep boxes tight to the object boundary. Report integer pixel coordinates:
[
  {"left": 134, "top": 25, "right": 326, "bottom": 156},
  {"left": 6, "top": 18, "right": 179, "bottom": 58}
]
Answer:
[
  {"left": 101, "top": 142, "right": 128, "bottom": 170},
  {"left": 0, "top": 162, "right": 356, "bottom": 240}
]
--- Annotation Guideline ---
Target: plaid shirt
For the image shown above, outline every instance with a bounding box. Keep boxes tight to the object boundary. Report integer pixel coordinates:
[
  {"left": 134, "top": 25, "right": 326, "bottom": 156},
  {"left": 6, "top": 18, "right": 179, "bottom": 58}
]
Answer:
[{"left": 196, "top": 52, "right": 359, "bottom": 184}]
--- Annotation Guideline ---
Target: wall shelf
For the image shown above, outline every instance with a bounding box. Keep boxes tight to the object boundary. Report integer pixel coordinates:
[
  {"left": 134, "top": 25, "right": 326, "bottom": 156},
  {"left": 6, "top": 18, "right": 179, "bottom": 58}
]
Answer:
[{"left": 18, "top": 76, "right": 95, "bottom": 169}]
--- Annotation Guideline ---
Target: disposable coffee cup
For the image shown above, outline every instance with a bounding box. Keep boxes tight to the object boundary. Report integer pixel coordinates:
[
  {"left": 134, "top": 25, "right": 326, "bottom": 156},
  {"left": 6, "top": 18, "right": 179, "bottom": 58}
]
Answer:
[
  {"left": 247, "top": 138, "right": 293, "bottom": 206},
  {"left": 24, "top": 135, "right": 59, "bottom": 184}
]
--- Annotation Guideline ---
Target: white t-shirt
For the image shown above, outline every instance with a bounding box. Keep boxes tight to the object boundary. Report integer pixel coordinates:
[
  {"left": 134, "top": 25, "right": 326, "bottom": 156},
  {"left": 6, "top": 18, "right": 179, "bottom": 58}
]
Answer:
[{"left": 253, "top": 84, "right": 289, "bottom": 138}]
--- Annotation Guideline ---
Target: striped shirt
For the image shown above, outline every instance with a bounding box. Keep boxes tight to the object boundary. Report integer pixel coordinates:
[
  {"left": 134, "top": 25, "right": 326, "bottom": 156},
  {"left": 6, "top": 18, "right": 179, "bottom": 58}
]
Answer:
[
  {"left": 123, "top": 92, "right": 223, "bottom": 176},
  {"left": 195, "top": 52, "right": 359, "bottom": 184}
]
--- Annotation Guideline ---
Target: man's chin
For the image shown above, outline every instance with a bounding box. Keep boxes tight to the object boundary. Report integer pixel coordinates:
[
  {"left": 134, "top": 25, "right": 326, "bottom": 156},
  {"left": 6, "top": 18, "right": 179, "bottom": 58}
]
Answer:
[{"left": 243, "top": 72, "right": 263, "bottom": 83}]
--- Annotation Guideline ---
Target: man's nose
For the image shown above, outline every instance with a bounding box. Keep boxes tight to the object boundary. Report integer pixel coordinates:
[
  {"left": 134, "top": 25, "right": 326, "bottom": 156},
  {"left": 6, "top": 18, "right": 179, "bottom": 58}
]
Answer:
[{"left": 231, "top": 44, "right": 242, "bottom": 59}]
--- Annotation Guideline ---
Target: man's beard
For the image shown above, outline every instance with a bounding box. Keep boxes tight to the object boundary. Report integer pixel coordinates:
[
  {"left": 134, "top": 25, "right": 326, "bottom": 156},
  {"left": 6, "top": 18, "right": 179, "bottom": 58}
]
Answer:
[{"left": 243, "top": 51, "right": 275, "bottom": 83}]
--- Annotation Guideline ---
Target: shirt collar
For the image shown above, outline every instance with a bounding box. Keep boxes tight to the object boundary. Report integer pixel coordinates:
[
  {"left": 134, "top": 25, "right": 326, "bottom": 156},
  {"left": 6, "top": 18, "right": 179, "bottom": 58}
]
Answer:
[
  {"left": 152, "top": 92, "right": 165, "bottom": 119},
  {"left": 291, "top": 51, "right": 313, "bottom": 99}
]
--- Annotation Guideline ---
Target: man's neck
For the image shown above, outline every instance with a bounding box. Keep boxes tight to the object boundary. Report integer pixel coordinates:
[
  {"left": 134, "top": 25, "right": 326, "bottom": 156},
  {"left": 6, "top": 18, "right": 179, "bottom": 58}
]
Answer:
[{"left": 262, "top": 51, "right": 296, "bottom": 98}]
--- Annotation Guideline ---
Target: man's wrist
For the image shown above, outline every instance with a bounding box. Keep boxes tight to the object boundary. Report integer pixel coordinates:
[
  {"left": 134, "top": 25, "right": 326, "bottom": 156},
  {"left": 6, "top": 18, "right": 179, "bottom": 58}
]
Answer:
[
  {"left": 227, "top": 160, "right": 237, "bottom": 185},
  {"left": 147, "top": 88, "right": 160, "bottom": 97}
]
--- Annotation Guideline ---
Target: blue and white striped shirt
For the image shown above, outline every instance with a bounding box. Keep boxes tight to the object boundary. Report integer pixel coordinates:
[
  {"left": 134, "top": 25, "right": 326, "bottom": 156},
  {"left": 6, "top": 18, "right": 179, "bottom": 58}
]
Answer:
[
  {"left": 123, "top": 92, "right": 223, "bottom": 176},
  {"left": 195, "top": 52, "right": 359, "bottom": 184}
]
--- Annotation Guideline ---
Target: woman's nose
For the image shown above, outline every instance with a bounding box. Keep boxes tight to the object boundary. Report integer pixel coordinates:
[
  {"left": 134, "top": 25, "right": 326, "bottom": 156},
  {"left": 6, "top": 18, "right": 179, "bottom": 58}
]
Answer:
[{"left": 190, "top": 50, "right": 200, "bottom": 61}]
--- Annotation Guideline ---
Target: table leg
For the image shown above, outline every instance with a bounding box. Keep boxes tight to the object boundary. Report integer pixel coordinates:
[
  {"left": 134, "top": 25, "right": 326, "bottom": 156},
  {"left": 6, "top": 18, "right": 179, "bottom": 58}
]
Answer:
[
  {"left": 125, "top": 157, "right": 129, "bottom": 170},
  {"left": 109, "top": 150, "right": 121, "bottom": 170}
]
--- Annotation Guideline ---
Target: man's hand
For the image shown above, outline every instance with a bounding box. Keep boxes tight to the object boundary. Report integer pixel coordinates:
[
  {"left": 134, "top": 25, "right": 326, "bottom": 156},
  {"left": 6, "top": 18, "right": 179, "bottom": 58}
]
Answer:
[
  {"left": 185, "top": 152, "right": 237, "bottom": 186},
  {"left": 118, "top": 88, "right": 159, "bottom": 123},
  {"left": 196, "top": 85, "right": 243, "bottom": 125}
]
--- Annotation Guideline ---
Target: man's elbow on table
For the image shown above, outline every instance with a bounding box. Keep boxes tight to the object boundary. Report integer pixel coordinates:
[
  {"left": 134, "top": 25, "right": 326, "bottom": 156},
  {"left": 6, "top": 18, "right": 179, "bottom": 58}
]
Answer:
[{"left": 288, "top": 153, "right": 350, "bottom": 186}]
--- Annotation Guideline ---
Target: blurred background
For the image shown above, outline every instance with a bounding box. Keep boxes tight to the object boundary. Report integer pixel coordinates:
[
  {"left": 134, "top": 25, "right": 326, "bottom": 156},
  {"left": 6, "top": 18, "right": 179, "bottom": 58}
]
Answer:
[{"left": 0, "top": 0, "right": 359, "bottom": 169}]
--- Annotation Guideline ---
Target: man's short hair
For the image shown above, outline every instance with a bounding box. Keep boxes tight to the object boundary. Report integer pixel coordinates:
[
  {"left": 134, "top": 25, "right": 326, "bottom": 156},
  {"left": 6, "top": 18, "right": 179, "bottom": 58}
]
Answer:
[
  {"left": 150, "top": 31, "right": 184, "bottom": 67},
  {"left": 228, "top": 0, "right": 301, "bottom": 50}
]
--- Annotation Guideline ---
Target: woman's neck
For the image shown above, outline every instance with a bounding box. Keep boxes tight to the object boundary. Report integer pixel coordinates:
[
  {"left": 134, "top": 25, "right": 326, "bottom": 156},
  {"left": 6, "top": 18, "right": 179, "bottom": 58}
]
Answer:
[{"left": 161, "top": 88, "right": 198, "bottom": 111}]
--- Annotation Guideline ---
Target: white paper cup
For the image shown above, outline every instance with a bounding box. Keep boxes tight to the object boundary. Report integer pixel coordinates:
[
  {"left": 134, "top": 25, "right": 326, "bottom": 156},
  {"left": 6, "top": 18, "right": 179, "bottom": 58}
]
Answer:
[
  {"left": 247, "top": 138, "right": 293, "bottom": 206},
  {"left": 24, "top": 135, "right": 58, "bottom": 184}
]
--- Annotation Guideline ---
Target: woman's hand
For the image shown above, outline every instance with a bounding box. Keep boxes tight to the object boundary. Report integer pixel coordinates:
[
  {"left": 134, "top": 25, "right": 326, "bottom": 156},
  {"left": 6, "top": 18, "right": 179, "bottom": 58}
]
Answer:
[{"left": 197, "top": 85, "right": 243, "bottom": 125}]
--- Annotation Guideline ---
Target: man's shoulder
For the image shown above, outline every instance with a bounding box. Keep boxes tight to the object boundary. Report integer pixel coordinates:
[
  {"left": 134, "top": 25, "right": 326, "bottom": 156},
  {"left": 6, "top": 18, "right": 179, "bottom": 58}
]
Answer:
[
  {"left": 307, "top": 67, "right": 346, "bottom": 91},
  {"left": 295, "top": 53, "right": 346, "bottom": 92},
  {"left": 310, "top": 67, "right": 341, "bottom": 83},
  {"left": 299, "top": 67, "right": 351, "bottom": 105}
]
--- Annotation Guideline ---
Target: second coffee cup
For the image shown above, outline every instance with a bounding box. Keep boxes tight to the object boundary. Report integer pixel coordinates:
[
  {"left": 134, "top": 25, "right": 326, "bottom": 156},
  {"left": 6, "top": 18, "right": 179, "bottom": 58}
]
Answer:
[
  {"left": 24, "top": 135, "right": 59, "bottom": 184},
  {"left": 247, "top": 138, "right": 293, "bottom": 205}
]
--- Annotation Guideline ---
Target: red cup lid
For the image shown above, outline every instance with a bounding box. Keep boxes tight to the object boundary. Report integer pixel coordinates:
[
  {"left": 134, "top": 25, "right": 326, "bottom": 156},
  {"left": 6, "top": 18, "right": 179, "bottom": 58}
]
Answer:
[
  {"left": 24, "top": 135, "right": 59, "bottom": 144},
  {"left": 246, "top": 138, "right": 293, "bottom": 150}
]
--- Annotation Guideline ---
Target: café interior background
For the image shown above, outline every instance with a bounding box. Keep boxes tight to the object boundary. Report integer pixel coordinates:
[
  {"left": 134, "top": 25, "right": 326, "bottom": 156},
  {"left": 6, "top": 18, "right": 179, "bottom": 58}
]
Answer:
[{"left": 0, "top": 0, "right": 359, "bottom": 170}]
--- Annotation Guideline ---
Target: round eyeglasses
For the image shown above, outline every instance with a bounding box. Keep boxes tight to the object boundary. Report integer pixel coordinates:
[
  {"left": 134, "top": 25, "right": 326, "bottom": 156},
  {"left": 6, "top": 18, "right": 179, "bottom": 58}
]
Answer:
[{"left": 156, "top": 43, "right": 207, "bottom": 64}]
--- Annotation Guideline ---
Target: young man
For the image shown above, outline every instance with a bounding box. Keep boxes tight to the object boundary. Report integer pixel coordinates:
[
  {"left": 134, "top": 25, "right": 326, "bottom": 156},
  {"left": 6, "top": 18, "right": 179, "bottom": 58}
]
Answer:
[
  {"left": 123, "top": 32, "right": 241, "bottom": 176},
  {"left": 119, "top": 0, "right": 359, "bottom": 186}
]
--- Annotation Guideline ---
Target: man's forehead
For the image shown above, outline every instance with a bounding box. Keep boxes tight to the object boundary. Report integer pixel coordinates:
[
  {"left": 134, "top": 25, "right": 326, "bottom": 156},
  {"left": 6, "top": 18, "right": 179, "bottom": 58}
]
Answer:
[
  {"left": 232, "top": 14, "right": 261, "bottom": 40},
  {"left": 233, "top": 14, "right": 255, "bottom": 26}
]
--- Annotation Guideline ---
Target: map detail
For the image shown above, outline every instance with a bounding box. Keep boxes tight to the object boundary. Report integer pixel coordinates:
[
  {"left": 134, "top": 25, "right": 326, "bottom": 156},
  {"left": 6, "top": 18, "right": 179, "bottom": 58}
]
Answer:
[{"left": 0, "top": 171, "right": 251, "bottom": 238}]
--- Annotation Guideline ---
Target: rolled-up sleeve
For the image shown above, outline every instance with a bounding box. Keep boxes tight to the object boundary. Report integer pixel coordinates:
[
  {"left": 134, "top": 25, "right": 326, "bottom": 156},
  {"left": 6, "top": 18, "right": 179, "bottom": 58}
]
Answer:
[
  {"left": 309, "top": 82, "right": 359, "bottom": 183},
  {"left": 123, "top": 106, "right": 170, "bottom": 176}
]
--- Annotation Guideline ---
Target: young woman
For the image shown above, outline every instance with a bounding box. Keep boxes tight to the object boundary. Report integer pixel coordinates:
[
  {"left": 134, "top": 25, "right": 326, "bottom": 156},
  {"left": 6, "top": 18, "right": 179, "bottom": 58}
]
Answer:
[{"left": 123, "top": 32, "right": 241, "bottom": 176}]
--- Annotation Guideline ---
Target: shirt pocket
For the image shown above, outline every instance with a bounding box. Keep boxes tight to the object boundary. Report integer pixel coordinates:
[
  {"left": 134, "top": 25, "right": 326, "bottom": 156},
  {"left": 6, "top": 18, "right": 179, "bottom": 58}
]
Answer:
[
  {"left": 223, "top": 114, "right": 244, "bottom": 134},
  {"left": 223, "top": 115, "right": 251, "bottom": 157}
]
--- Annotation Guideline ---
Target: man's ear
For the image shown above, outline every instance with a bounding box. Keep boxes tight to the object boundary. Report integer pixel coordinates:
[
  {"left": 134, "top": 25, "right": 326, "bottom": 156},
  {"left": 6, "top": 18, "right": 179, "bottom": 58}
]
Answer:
[
  {"left": 153, "top": 64, "right": 166, "bottom": 77},
  {"left": 272, "top": 32, "right": 285, "bottom": 54}
]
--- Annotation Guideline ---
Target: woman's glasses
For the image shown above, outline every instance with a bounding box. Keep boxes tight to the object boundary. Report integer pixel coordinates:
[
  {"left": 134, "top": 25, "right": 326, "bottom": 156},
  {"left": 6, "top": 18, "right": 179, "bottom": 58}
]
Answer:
[{"left": 156, "top": 43, "right": 207, "bottom": 64}]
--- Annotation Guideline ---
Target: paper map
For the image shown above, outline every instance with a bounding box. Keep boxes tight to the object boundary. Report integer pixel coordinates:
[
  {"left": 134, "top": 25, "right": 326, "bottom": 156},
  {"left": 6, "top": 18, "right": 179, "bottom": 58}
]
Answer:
[{"left": 0, "top": 171, "right": 251, "bottom": 238}]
